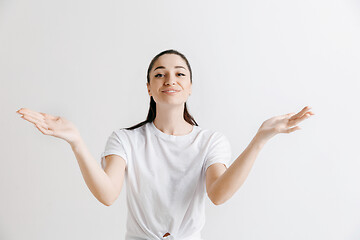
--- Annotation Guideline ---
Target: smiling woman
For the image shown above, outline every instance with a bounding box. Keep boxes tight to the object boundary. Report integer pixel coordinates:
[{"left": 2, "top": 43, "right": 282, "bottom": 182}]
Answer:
[
  {"left": 17, "top": 49, "right": 314, "bottom": 240},
  {"left": 124, "top": 49, "right": 196, "bottom": 132},
  {"left": 98, "top": 49, "right": 235, "bottom": 240}
]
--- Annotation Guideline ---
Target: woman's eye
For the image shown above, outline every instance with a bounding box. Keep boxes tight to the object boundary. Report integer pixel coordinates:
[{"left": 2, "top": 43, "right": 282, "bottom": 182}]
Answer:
[{"left": 155, "top": 73, "right": 185, "bottom": 78}]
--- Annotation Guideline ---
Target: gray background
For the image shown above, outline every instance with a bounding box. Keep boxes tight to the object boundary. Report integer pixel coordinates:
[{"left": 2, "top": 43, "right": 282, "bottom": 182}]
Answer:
[{"left": 1, "top": 0, "right": 360, "bottom": 239}]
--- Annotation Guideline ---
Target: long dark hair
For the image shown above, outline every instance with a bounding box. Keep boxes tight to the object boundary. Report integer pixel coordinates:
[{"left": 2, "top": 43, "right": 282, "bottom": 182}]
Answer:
[{"left": 124, "top": 49, "right": 198, "bottom": 130}]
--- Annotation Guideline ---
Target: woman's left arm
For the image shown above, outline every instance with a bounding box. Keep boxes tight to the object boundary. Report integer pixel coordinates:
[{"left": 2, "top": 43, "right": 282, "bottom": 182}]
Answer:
[{"left": 209, "top": 106, "right": 315, "bottom": 205}]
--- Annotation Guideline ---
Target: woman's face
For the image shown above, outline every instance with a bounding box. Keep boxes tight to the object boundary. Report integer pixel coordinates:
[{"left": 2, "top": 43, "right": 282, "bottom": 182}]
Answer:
[{"left": 147, "top": 54, "right": 192, "bottom": 106}]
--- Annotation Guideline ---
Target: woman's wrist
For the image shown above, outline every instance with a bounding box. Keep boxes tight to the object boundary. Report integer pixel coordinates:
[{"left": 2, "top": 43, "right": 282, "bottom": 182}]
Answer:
[
  {"left": 254, "top": 130, "right": 272, "bottom": 147},
  {"left": 69, "top": 136, "right": 85, "bottom": 150}
]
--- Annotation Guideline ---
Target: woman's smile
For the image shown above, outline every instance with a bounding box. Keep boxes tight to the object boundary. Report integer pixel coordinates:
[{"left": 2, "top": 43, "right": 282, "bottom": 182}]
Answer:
[{"left": 162, "top": 91, "right": 180, "bottom": 95}]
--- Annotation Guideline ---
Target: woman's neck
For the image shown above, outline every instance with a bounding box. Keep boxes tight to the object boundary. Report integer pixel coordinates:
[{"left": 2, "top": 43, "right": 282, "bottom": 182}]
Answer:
[{"left": 153, "top": 104, "right": 193, "bottom": 136}]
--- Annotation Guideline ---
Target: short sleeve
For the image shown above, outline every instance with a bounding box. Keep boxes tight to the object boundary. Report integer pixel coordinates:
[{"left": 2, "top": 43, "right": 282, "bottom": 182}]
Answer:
[
  {"left": 204, "top": 132, "right": 232, "bottom": 172},
  {"left": 100, "top": 130, "right": 128, "bottom": 170}
]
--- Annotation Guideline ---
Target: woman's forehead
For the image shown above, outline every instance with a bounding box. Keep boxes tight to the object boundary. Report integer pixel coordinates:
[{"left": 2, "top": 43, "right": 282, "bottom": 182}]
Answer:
[{"left": 153, "top": 54, "right": 187, "bottom": 70}]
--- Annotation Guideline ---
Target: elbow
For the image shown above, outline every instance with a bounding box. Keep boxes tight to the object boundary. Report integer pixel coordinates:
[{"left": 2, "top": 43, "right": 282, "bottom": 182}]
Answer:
[
  {"left": 101, "top": 193, "right": 118, "bottom": 206},
  {"left": 210, "top": 190, "right": 230, "bottom": 205},
  {"left": 101, "top": 197, "right": 114, "bottom": 207},
  {"left": 208, "top": 184, "right": 227, "bottom": 205},
  {"left": 213, "top": 199, "right": 224, "bottom": 206},
  {"left": 103, "top": 201, "right": 113, "bottom": 207},
  {"left": 209, "top": 195, "right": 224, "bottom": 206}
]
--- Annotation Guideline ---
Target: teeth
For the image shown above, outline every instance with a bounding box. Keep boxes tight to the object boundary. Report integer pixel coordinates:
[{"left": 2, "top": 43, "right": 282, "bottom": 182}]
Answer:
[{"left": 164, "top": 90, "right": 176, "bottom": 92}]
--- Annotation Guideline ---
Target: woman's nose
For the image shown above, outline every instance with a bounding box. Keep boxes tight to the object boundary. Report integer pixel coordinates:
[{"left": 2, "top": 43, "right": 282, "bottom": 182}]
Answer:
[{"left": 164, "top": 76, "right": 176, "bottom": 85}]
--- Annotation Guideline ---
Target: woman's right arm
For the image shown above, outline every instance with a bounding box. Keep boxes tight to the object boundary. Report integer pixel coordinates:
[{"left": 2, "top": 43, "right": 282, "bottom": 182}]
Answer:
[
  {"left": 16, "top": 108, "right": 121, "bottom": 206},
  {"left": 70, "top": 138, "right": 119, "bottom": 206}
]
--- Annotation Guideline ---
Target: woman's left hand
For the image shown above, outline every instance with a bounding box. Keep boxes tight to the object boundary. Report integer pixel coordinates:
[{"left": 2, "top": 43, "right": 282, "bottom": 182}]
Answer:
[{"left": 257, "top": 106, "right": 315, "bottom": 141}]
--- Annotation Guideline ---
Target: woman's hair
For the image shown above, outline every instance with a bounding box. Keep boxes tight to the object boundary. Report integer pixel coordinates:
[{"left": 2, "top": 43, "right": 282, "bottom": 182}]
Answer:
[{"left": 124, "top": 49, "right": 198, "bottom": 130}]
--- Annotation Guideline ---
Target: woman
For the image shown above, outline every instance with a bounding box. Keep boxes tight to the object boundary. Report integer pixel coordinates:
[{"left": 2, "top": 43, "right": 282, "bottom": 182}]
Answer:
[{"left": 16, "top": 49, "right": 314, "bottom": 240}]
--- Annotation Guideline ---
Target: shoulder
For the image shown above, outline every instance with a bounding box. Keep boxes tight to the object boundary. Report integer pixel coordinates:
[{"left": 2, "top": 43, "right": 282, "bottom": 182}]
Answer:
[
  {"left": 197, "top": 127, "right": 228, "bottom": 143},
  {"left": 113, "top": 122, "right": 148, "bottom": 139}
]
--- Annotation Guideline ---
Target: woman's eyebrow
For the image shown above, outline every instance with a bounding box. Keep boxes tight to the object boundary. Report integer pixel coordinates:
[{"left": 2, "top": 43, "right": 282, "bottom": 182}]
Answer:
[{"left": 153, "top": 66, "right": 186, "bottom": 71}]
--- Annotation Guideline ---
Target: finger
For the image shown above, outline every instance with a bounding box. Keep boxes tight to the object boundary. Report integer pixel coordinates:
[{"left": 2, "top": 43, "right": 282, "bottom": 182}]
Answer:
[
  {"left": 21, "top": 114, "right": 49, "bottom": 130},
  {"left": 288, "top": 111, "right": 315, "bottom": 127},
  {"left": 17, "top": 108, "right": 45, "bottom": 121},
  {"left": 285, "top": 126, "right": 301, "bottom": 133},
  {"left": 39, "top": 112, "right": 57, "bottom": 121},
  {"left": 285, "top": 112, "right": 296, "bottom": 119},
  {"left": 289, "top": 106, "right": 311, "bottom": 120},
  {"left": 34, "top": 124, "right": 53, "bottom": 135},
  {"left": 24, "top": 111, "right": 45, "bottom": 122},
  {"left": 293, "top": 106, "right": 311, "bottom": 119},
  {"left": 20, "top": 113, "right": 43, "bottom": 125}
]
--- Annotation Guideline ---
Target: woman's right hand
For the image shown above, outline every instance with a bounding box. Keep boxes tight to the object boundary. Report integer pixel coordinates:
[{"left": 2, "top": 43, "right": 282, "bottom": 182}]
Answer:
[{"left": 16, "top": 108, "right": 82, "bottom": 145}]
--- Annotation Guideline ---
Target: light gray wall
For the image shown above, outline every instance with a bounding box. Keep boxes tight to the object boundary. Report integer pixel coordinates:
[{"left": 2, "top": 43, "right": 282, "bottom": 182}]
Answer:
[{"left": 1, "top": 0, "right": 359, "bottom": 239}]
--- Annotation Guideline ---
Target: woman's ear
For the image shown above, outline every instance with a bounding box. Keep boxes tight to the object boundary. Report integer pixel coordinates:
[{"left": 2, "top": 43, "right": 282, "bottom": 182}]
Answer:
[{"left": 147, "top": 83, "right": 152, "bottom": 96}]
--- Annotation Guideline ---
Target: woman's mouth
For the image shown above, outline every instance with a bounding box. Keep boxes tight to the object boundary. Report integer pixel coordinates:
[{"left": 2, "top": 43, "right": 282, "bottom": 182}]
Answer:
[{"left": 162, "top": 90, "right": 179, "bottom": 95}]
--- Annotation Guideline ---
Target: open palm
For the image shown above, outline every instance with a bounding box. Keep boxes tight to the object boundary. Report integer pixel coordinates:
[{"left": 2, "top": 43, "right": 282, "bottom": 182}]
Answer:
[
  {"left": 16, "top": 108, "right": 81, "bottom": 145},
  {"left": 257, "top": 106, "right": 315, "bottom": 140}
]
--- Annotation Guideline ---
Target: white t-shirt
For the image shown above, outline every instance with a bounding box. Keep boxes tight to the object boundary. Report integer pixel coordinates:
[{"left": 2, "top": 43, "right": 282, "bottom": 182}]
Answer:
[{"left": 100, "top": 121, "right": 232, "bottom": 240}]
